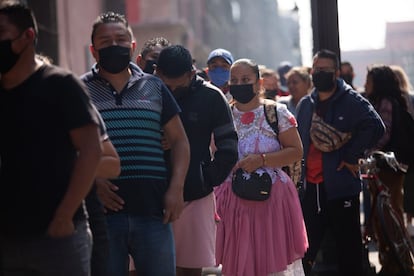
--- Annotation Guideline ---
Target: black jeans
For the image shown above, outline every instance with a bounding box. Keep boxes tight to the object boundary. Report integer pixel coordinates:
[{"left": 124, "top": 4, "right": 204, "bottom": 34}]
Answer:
[
  {"left": 301, "top": 182, "right": 363, "bottom": 276},
  {"left": 85, "top": 185, "right": 110, "bottom": 276}
]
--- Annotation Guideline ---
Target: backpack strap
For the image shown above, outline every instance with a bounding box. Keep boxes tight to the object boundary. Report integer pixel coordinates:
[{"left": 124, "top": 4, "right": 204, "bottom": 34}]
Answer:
[
  {"left": 263, "top": 99, "right": 279, "bottom": 135},
  {"left": 263, "top": 99, "right": 304, "bottom": 189}
]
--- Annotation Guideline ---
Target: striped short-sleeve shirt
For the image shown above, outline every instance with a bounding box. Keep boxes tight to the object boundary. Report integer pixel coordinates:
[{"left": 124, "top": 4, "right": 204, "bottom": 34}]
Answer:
[{"left": 81, "top": 63, "right": 181, "bottom": 215}]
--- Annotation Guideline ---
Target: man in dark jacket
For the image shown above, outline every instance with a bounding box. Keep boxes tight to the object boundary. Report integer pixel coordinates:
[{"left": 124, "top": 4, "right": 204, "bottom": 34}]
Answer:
[
  {"left": 156, "top": 45, "right": 238, "bottom": 276},
  {"left": 296, "top": 49, "right": 385, "bottom": 276}
]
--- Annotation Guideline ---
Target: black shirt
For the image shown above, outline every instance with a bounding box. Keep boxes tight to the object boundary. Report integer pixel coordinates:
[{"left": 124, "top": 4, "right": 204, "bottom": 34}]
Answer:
[{"left": 0, "top": 64, "right": 98, "bottom": 237}]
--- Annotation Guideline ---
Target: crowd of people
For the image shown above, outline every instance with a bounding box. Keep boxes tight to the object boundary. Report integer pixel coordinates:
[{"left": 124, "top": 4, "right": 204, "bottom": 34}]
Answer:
[{"left": 1, "top": 1, "right": 414, "bottom": 276}]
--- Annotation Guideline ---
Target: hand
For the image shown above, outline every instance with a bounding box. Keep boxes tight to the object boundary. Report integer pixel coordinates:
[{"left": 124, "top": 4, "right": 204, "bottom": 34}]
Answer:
[
  {"left": 47, "top": 216, "right": 74, "bottom": 238},
  {"left": 96, "top": 178, "right": 124, "bottom": 212},
  {"left": 161, "top": 136, "right": 170, "bottom": 151},
  {"left": 237, "top": 154, "right": 263, "bottom": 173},
  {"left": 162, "top": 186, "right": 184, "bottom": 224},
  {"left": 337, "top": 161, "right": 360, "bottom": 178}
]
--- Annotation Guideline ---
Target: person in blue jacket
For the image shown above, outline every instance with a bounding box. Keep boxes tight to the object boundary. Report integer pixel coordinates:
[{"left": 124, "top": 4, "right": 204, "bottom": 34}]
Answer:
[{"left": 296, "top": 49, "right": 385, "bottom": 276}]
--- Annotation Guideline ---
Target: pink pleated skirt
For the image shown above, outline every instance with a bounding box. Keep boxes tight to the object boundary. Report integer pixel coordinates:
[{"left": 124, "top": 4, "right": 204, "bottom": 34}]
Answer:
[{"left": 215, "top": 174, "right": 308, "bottom": 276}]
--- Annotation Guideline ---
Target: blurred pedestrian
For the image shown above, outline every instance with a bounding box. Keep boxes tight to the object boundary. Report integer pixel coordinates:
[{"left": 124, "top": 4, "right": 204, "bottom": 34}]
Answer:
[
  {"left": 390, "top": 64, "right": 414, "bottom": 236},
  {"left": 0, "top": 2, "right": 102, "bottom": 275},
  {"left": 340, "top": 61, "right": 356, "bottom": 89},
  {"left": 206, "top": 48, "right": 234, "bottom": 101},
  {"left": 364, "top": 64, "right": 414, "bottom": 275},
  {"left": 136, "top": 36, "right": 171, "bottom": 74},
  {"left": 277, "top": 66, "right": 312, "bottom": 115},
  {"left": 261, "top": 67, "right": 290, "bottom": 100},
  {"left": 277, "top": 61, "right": 292, "bottom": 95}
]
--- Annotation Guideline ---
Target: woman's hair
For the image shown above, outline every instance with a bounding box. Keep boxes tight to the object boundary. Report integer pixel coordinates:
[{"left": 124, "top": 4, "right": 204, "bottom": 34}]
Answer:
[
  {"left": 285, "top": 66, "right": 311, "bottom": 87},
  {"left": 390, "top": 65, "right": 413, "bottom": 93},
  {"left": 260, "top": 68, "right": 278, "bottom": 80},
  {"left": 367, "top": 64, "right": 407, "bottom": 110},
  {"left": 232, "top": 58, "right": 260, "bottom": 80}
]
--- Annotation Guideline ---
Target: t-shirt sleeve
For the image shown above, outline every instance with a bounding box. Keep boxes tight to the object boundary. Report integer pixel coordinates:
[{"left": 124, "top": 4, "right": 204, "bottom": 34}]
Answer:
[
  {"left": 277, "top": 103, "right": 298, "bottom": 133},
  {"left": 57, "top": 73, "right": 99, "bottom": 131},
  {"left": 160, "top": 83, "right": 181, "bottom": 126},
  {"left": 92, "top": 104, "right": 109, "bottom": 141}
]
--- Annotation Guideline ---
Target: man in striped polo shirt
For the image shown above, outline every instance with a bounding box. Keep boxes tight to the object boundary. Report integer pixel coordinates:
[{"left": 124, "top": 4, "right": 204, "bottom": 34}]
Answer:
[{"left": 81, "top": 12, "right": 190, "bottom": 276}]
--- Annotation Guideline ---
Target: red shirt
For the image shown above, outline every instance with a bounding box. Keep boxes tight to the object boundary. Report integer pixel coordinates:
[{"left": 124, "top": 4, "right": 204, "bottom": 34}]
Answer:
[{"left": 306, "top": 143, "right": 324, "bottom": 184}]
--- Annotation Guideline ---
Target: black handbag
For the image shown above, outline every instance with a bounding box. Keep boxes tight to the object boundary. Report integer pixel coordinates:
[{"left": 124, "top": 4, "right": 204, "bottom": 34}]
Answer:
[{"left": 231, "top": 168, "right": 272, "bottom": 201}]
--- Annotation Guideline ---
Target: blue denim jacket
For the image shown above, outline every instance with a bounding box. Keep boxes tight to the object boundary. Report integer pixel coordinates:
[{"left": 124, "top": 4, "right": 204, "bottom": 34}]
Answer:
[{"left": 296, "top": 79, "right": 385, "bottom": 200}]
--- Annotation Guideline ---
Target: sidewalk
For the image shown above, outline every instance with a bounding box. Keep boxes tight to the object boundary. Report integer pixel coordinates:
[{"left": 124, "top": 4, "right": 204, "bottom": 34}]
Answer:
[{"left": 201, "top": 193, "right": 382, "bottom": 276}]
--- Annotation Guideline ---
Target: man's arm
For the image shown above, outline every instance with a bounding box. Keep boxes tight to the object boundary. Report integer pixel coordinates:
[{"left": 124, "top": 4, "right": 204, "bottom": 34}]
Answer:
[
  {"left": 48, "top": 124, "right": 102, "bottom": 237},
  {"left": 94, "top": 139, "right": 123, "bottom": 212},
  {"left": 343, "top": 98, "right": 385, "bottom": 164},
  {"left": 162, "top": 114, "right": 190, "bottom": 224},
  {"left": 96, "top": 139, "right": 121, "bottom": 179},
  {"left": 94, "top": 104, "right": 121, "bottom": 180},
  {"left": 205, "top": 96, "right": 238, "bottom": 187}
]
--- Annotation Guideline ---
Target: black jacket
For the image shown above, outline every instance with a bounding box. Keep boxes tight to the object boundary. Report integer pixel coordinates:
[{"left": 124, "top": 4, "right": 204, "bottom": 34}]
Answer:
[{"left": 165, "top": 76, "right": 238, "bottom": 201}]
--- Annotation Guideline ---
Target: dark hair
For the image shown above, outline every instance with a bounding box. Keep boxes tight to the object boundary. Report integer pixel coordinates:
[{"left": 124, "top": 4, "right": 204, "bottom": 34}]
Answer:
[
  {"left": 156, "top": 45, "right": 193, "bottom": 78},
  {"left": 367, "top": 64, "right": 407, "bottom": 110},
  {"left": 140, "top": 37, "right": 171, "bottom": 58},
  {"left": 232, "top": 58, "right": 260, "bottom": 80},
  {"left": 0, "top": 1, "right": 38, "bottom": 37},
  {"left": 313, "top": 49, "right": 339, "bottom": 70},
  {"left": 341, "top": 61, "right": 354, "bottom": 71},
  {"left": 91, "top": 11, "right": 133, "bottom": 45}
]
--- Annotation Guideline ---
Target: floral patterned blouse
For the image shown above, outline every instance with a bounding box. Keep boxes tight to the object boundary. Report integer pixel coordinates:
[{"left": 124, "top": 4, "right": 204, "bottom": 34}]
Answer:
[{"left": 232, "top": 103, "right": 297, "bottom": 184}]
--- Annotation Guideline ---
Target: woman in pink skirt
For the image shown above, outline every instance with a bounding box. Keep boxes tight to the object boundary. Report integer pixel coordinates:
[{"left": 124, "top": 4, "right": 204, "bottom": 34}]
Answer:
[{"left": 215, "top": 58, "right": 308, "bottom": 276}]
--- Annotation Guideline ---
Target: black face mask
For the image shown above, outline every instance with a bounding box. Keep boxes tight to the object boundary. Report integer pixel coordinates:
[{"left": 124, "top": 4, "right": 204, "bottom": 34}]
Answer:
[
  {"left": 229, "top": 84, "right": 256, "bottom": 104},
  {"left": 264, "top": 89, "right": 278, "bottom": 100},
  {"left": 98, "top": 45, "right": 131, "bottom": 74},
  {"left": 174, "top": 87, "right": 190, "bottom": 99},
  {"left": 312, "top": 71, "right": 336, "bottom": 92},
  {"left": 166, "top": 85, "right": 190, "bottom": 100},
  {"left": 340, "top": 74, "right": 353, "bottom": 86},
  {"left": 143, "top": 59, "right": 157, "bottom": 74},
  {"left": 0, "top": 39, "right": 21, "bottom": 74}
]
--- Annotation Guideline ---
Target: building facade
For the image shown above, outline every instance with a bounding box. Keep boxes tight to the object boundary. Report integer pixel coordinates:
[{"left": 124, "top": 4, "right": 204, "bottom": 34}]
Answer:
[{"left": 27, "top": 0, "right": 300, "bottom": 75}]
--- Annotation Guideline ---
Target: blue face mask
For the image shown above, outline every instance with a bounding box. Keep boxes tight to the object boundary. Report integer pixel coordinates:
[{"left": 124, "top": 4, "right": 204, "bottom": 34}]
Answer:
[{"left": 208, "top": 67, "right": 230, "bottom": 87}]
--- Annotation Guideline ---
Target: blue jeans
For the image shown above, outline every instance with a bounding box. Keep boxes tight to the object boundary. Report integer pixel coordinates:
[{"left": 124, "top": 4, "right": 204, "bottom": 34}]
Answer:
[
  {"left": 106, "top": 213, "right": 176, "bottom": 276},
  {"left": 0, "top": 220, "right": 92, "bottom": 276}
]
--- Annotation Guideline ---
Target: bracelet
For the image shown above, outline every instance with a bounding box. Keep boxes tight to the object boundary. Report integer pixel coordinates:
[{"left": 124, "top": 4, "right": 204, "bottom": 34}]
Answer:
[{"left": 260, "top": 153, "right": 266, "bottom": 166}]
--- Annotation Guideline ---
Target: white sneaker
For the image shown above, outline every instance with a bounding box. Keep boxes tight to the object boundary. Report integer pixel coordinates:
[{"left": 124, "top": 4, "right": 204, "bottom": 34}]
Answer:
[{"left": 407, "top": 224, "right": 414, "bottom": 237}]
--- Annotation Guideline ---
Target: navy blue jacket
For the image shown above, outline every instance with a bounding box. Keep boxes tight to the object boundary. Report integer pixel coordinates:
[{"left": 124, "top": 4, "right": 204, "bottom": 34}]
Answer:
[{"left": 296, "top": 79, "right": 385, "bottom": 200}]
